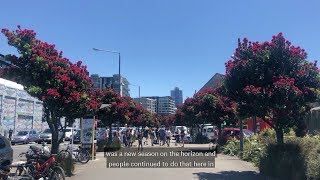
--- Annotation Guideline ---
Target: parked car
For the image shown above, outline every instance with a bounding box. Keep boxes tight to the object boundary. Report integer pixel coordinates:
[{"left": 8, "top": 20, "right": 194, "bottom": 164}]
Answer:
[
  {"left": 243, "top": 129, "right": 254, "bottom": 137},
  {"left": 202, "top": 126, "right": 218, "bottom": 140},
  {"left": 220, "top": 128, "right": 254, "bottom": 142},
  {"left": 37, "top": 129, "right": 64, "bottom": 144},
  {"left": 11, "top": 130, "right": 39, "bottom": 145},
  {"left": 0, "top": 135, "right": 13, "bottom": 166},
  {"left": 63, "top": 127, "right": 77, "bottom": 141}
]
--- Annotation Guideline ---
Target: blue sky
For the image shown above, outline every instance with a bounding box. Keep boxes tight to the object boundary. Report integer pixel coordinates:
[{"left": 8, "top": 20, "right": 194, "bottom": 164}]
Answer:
[{"left": 1, "top": 1, "right": 320, "bottom": 100}]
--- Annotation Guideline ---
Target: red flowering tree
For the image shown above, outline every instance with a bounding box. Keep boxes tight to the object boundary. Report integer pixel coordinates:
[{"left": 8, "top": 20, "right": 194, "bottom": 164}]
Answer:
[
  {"left": 1, "top": 26, "right": 98, "bottom": 153},
  {"left": 129, "top": 107, "right": 156, "bottom": 127},
  {"left": 224, "top": 33, "right": 320, "bottom": 143},
  {"left": 177, "top": 87, "right": 236, "bottom": 140},
  {"left": 179, "top": 97, "right": 197, "bottom": 127},
  {"left": 96, "top": 89, "right": 138, "bottom": 142},
  {"left": 193, "top": 88, "right": 237, "bottom": 138},
  {"left": 157, "top": 114, "right": 175, "bottom": 127}
]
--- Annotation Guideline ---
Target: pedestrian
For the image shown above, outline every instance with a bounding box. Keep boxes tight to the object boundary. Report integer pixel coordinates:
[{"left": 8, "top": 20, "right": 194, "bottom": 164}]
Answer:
[
  {"left": 128, "top": 129, "right": 133, "bottom": 147},
  {"left": 165, "top": 128, "right": 172, "bottom": 147},
  {"left": 155, "top": 128, "right": 160, "bottom": 144},
  {"left": 175, "top": 130, "right": 179, "bottom": 146},
  {"left": 137, "top": 131, "right": 143, "bottom": 150},
  {"left": 123, "top": 130, "right": 128, "bottom": 147},
  {"left": 143, "top": 127, "right": 149, "bottom": 145},
  {"left": 150, "top": 129, "right": 154, "bottom": 146},
  {"left": 181, "top": 130, "right": 185, "bottom": 147},
  {"left": 8, "top": 129, "right": 13, "bottom": 141},
  {"left": 159, "top": 126, "right": 166, "bottom": 146}
]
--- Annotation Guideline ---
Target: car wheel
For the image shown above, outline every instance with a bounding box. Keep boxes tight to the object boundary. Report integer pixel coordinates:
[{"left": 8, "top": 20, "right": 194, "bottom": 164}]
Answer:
[{"left": 25, "top": 139, "right": 29, "bottom": 144}]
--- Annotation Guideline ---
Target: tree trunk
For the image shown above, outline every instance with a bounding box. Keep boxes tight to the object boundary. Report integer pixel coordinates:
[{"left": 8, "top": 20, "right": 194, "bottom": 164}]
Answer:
[
  {"left": 51, "top": 128, "right": 59, "bottom": 154},
  {"left": 217, "top": 123, "right": 222, "bottom": 144},
  {"left": 275, "top": 127, "right": 284, "bottom": 144}
]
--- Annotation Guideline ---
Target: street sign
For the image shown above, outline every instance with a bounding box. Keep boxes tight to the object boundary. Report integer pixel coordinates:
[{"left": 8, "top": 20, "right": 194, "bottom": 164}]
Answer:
[{"left": 81, "top": 118, "right": 94, "bottom": 144}]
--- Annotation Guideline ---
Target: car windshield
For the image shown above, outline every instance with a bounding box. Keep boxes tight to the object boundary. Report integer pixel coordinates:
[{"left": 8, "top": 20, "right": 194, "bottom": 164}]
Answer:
[
  {"left": 43, "top": 129, "right": 51, "bottom": 133},
  {"left": 17, "top": 131, "right": 28, "bottom": 136},
  {"left": 244, "top": 130, "right": 253, "bottom": 136},
  {"left": 75, "top": 131, "right": 80, "bottom": 135},
  {"left": 207, "top": 128, "right": 214, "bottom": 133}
]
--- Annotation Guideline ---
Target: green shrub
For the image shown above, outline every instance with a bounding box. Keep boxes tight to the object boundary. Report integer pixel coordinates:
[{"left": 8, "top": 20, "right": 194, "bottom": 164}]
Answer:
[
  {"left": 104, "top": 139, "right": 122, "bottom": 152},
  {"left": 222, "top": 138, "right": 240, "bottom": 156},
  {"left": 242, "top": 135, "right": 265, "bottom": 167},
  {"left": 194, "top": 133, "right": 209, "bottom": 144},
  {"left": 259, "top": 143, "right": 307, "bottom": 180},
  {"left": 55, "top": 153, "right": 75, "bottom": 177},
  {"left": 97, "top": 140, "right": 107, "bottom": 152},
  {"left": 257, "top": 128, "right": 276, "bottom": 145},
  {"left": 306, "top": 144, "right": 320, "bottom": 179},
  {"left": 284, "top": 128, "right": 295, "bottom": 137}
]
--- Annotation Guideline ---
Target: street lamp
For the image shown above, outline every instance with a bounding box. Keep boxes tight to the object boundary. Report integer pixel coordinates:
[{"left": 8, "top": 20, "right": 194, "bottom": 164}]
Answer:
[{"left": 92, "top": 48, "right": 122, "bottom": 97}]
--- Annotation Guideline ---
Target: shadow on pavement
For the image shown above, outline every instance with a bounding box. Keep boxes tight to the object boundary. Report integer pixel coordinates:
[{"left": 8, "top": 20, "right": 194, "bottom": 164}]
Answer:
[{"left": 193, "top": 171, "right": 266, "bottom": 180}]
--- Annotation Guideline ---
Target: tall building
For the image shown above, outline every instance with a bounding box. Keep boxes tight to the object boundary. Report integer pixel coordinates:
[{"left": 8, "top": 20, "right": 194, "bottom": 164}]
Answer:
[
  {"left": 133, "top": 97, "right": 156, "bottom": 113},
  {"left": 143, "top": 96, "right": 176, "bottom": 115},
  {"left": 89, "top": 74, "right": 130, "bottom": 97},
  {"left": 171, "top": 87, "right": 183, "bottom": 106},
  {"left": 90, "top": 74, "right": 101, "bottom": 90}
]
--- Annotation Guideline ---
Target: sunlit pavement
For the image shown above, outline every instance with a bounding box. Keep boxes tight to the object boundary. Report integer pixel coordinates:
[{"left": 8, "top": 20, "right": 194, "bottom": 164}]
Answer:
[{"left": 67, "top": 140, "right": 263, "bottom": 180}]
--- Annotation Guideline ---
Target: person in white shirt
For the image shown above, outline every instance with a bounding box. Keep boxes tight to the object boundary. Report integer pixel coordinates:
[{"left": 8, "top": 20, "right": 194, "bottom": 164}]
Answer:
[{"left": 165, "top": 129, "right": 172, "bottom": 147}]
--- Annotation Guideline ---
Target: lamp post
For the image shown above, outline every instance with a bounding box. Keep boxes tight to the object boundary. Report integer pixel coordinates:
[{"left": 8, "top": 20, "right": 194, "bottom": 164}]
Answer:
[{"left": 92, "top": 48, "right": 122, "bottom": 97}]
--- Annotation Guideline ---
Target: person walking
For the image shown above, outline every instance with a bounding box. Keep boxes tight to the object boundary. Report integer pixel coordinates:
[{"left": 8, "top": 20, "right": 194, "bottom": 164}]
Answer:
[
  {"left": 8, "top": 129, "right": 13, "bottom": 141},
  {"left": 181, "top": 130, "right": 185, "bottom": 147},
  {"left": 137, "top": 130, "right": 143, "bottom": 150},
  {"left": 143, "top": 127, "right": 149, "bottom": 145},
  {"left": 123, "top": 130, "right": 128, "bottom": 147},
  {"left": 159, "top": 126, "right": 166, "bottom": 146},
  {"left": 128, "top": 129, "right": 133, "bottom": 147},
  {"left": 150, "top": 129, "right": 156, "bottom": 146},
  {"left": 155, "top": 128, "right": 160, "bottom": 145},
  {"left": 165, "top": 128, "right": 172, "bottom": 147}
]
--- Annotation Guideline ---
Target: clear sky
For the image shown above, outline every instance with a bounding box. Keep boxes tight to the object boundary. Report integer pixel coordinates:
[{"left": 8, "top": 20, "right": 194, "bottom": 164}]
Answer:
[{"left": 1, "top": 1, "right": 320, "bottom": 100}]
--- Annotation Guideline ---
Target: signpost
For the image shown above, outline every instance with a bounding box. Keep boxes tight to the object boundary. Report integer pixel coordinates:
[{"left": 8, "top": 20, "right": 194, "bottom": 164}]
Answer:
[{"left": 81, "top": 117, "right": 96, "bottom": 160}]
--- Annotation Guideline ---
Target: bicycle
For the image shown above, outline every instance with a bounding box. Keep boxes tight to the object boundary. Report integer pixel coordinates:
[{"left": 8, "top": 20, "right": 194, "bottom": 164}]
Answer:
[
  {"left": 17, "top": 145, "right": 65, "bottom": 180},
  {"left": 0, "top": 164, "right": 34, "bottom": 180},
  {"left": 58, "top": 144, "right": 90, "bottom": 164}
]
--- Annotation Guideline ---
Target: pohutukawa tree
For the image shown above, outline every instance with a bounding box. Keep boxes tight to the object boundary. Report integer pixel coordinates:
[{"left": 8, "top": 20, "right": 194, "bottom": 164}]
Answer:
[
  {"left": 177, "top": 87, "right": 236, "bottom": 139},
  {"left": 1, "top": 26, "right": 98, "bottom": 153},
  {"left": 96, "top": 89, "right": 140, "bottom": 142},
  {"left": 192, "top": 88, "right": 237, "bottom": 139},
  {"left": 224, "top": 33, "right": 320, "bottom": 144}
]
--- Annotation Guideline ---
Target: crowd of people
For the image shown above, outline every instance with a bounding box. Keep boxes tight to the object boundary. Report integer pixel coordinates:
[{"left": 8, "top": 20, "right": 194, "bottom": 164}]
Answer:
[{"left": 108, "top": 126, "right": 186, "bottom": 150}]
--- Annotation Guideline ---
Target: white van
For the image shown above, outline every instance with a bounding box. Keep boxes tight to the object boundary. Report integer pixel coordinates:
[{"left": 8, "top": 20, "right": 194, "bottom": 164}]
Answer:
[
  {"left": 173, "top": 126, "right": 188, "bottom": 134},
  {"left": 202, "top": 126, "right": 217, "bottom": 140}
]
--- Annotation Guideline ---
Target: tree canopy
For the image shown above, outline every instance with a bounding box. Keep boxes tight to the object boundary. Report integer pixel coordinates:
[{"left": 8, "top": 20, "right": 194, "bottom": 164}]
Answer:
[
  {"left": 1, "top": 26, "right": 98, "bottom": 153},
  {"left": 224, "top": 33, "right": 320, "bottom": 143}
]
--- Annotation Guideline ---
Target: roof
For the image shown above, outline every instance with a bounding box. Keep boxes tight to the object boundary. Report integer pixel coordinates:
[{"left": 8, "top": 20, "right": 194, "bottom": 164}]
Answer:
[
  {"left": 200, "top": 73, "right": 225, "bottom": 91},
  {"left": 0, "top": 78, "right": 24, "bottom": 90}
]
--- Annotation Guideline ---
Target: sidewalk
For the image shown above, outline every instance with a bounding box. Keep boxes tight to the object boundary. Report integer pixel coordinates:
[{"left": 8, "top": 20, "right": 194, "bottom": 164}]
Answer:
[{"left": 67, "top": 141, "right": 264, "bottom": 180}]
